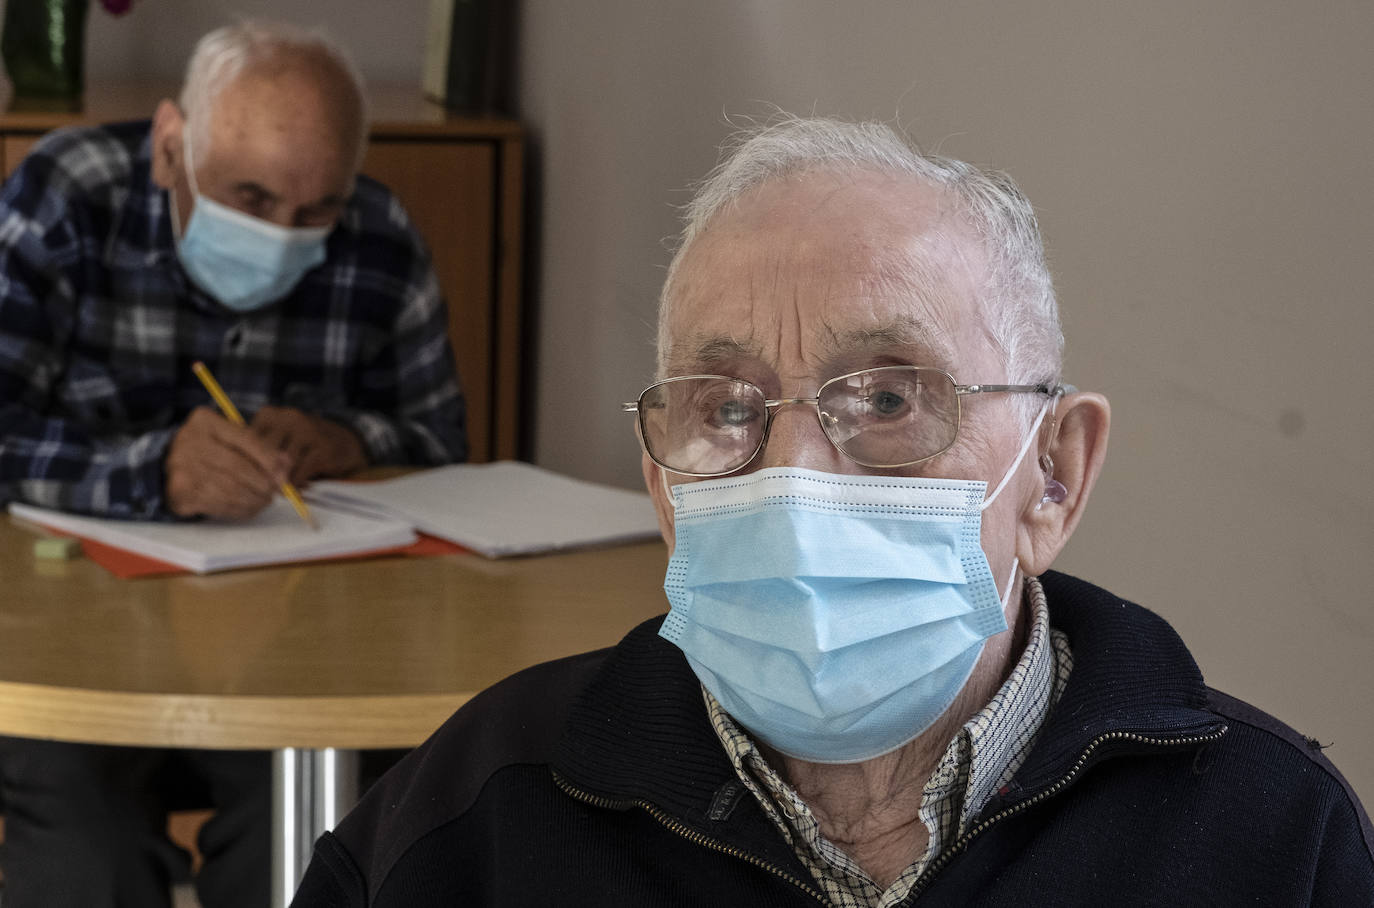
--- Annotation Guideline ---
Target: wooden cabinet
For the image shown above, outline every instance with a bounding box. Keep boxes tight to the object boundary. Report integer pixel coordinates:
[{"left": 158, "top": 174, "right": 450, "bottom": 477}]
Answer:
[{"left": 0, "top": 82, "right": 524, "bottom": 463}]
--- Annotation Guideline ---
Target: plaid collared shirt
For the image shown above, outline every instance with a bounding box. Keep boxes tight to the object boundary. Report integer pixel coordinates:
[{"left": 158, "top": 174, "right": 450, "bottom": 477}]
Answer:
[
  {"left": 705, "top": 575, "right": 1072, "bottom": 907},
  {"left": 0, "top": 120, "right": 467, "bottom": 519}
]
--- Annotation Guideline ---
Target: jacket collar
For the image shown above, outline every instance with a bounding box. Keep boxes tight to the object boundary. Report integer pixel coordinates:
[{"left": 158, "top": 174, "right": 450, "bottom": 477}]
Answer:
[
  {"left": 1001, "top": 571, "right": 1226, "bottom": 803},
  {"left": 552, "top": 610, "right": 735, "bottom": 820},
  {"left": 552, "top": 570, "right": 1225, "bottom": 825}
]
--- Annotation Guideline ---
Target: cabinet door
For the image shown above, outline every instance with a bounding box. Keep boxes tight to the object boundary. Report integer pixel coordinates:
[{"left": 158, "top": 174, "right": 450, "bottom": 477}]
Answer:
[
  {"left": 362, "top": 140, "right": 496, "bottom": 463},
  {"left": 3, "top": 136, "right": 40, "bottom": 177}
]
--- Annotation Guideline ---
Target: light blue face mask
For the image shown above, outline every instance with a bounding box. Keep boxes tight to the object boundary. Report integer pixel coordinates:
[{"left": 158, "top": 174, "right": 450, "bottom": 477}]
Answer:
[
  {"left": 171, "top": 127, "right": 332, "bottom": 312},
  {"left": 658, "top": 402, "right": 1049, "bottom": 764}
]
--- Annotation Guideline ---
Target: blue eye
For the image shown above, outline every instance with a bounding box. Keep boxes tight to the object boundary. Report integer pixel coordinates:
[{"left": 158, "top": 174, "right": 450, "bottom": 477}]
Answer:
[
  {"left": 869, "top": 389, "right": 906, "bottom": 415},
  {"left": 713, "top": 398, "right": 758, "bottom": 427}
]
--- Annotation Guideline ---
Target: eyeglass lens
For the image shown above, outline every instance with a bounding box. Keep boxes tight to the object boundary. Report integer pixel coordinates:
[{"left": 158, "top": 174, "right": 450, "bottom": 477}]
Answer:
[{"left": 636, "top": 367, "right": 961, "bottom": 475}]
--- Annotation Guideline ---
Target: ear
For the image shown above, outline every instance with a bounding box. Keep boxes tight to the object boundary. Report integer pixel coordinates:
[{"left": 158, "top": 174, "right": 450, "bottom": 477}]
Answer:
[
  {"left": 1017, "top": 391, "right": 1110, "bottom": 575},
  {"left": 642, "top": 452, "right": 677, "bottom": 550},
  {"left": 150, "top": 99, "right": 186, "bottom": 190}
]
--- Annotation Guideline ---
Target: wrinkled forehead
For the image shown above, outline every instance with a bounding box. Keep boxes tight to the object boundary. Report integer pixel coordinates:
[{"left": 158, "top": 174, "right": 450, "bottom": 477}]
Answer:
[
  {"left": 203, "top": 58, "right": 362, "bottom": 160},
  {"left": 661, "top": 170, "right": 996, "bottom": 378}
]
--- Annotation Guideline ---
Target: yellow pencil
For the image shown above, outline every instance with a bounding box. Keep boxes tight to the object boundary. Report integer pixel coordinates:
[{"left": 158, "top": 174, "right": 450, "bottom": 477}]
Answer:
[{"left": 191, "top": 361, "right": 319, "bottom": 530}]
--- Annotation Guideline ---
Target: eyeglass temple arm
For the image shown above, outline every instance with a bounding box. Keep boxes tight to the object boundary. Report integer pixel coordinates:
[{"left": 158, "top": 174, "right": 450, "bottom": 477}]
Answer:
[
  {"left": 624, "top": 383, "right": 1078, "bottom": 408},
  {"left": 955, "top": 383, "right": 1070, "bottom": 396}
]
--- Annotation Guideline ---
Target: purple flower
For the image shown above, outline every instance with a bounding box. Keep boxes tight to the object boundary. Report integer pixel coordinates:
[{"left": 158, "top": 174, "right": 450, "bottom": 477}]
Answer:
[{"left": 99, "top": 0, "right": 135, "bottom": 15}]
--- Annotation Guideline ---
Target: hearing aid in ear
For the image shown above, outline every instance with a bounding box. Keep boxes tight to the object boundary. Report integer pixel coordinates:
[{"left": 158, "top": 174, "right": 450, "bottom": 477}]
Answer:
[{"left": 1037, "top": 453, "right": 1067, "bottom": 509}]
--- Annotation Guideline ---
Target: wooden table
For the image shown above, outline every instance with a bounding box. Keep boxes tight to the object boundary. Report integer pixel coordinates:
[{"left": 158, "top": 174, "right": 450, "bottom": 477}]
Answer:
[{"left": 0, "top": 515, "right": 668, "bottom": 904}]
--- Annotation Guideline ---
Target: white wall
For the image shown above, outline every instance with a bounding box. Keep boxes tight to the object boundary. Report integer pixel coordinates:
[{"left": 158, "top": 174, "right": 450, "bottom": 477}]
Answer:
[{"left": 75, "top": 2, "right": 1373, "bottom": 800}]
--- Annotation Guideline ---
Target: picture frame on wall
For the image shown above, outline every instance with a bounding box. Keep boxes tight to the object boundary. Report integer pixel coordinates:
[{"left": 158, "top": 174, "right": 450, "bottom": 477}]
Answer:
[{"left": 422, "top": 0, "right": 511, "bottom": 114}]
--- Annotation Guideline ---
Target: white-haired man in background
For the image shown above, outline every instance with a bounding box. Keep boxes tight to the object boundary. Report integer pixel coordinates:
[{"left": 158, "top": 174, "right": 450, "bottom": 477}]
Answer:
[
  {"left": 0, "top": 20, "right": 465, "bottom": 908},
  {"left": 292, "top": 116, "right": 1372, "bottom": 906}
]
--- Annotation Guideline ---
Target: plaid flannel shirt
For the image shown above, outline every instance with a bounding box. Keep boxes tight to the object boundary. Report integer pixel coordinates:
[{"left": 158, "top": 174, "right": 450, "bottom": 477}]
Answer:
[{"left": 0, "top": 120, "right": 467, "bottom": 519}]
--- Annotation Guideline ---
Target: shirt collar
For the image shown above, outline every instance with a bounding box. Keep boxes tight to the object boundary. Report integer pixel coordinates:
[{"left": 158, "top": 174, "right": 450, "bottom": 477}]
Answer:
[
  {"left": 104, "top": 130, "right": 177, "bottom": 266},
  {"left": 703, "top": 575, "right": 1071, "bottom": 903}
]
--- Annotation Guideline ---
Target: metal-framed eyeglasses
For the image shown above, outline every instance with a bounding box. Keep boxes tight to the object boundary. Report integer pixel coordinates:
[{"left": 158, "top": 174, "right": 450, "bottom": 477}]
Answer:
[{"left": 622, "top": 365, "right": 1061, "bottom": 477}]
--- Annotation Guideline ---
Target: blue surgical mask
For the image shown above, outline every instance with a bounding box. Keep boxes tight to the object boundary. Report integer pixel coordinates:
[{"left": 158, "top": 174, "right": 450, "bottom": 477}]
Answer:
[
  {"left": 171, "top": 128, "right": 331, "bottom": 312},
  {"left": 658, "top": 402, "right": 1049, "bottom": 764}
]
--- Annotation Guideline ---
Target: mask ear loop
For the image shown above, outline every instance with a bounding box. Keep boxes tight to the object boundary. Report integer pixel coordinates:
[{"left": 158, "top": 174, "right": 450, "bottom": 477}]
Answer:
[
  {"left": 999, "top": 557, "right": 1021, "bottom": 611},
  {"left": 182, "top": 124, "right": 202, "bottom": 197},
  {"left": 981, "top": 391, "right": 1062, "bottom": 609},
  {"left": 169, "top": 123, "right": 198, "bottom": 241},
  {"left": 981, "top": 395, "right": 1053, "bottom": 512},
  {"left": 660, "top": 468, "right": 678, "bottom": 511}
]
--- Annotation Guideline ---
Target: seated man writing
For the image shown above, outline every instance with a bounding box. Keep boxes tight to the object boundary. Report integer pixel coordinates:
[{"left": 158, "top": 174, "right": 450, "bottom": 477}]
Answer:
[
  {"left": 0, "top": 20, "right": 465, "bottom": 908},
  {"left": 296, "top": 116, "right": 1373, "bottom": 905}
]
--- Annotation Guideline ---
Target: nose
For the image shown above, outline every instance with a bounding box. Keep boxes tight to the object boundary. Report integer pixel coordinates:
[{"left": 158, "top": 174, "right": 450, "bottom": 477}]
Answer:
[{"left": 753, "top": 400, "right": 852, "bottom": 473}]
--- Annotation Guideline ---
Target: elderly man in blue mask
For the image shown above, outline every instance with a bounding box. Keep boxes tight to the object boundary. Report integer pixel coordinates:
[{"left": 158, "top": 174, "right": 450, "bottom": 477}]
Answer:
[
  {"left": 0, "top": 21, "right": 465, "bottom": 522},
  {"left": 0, "top": 20, "right": 464, "bottom": 908},
  {"left": 291, "top": 117, "right": 1373, "bottom": 906}
]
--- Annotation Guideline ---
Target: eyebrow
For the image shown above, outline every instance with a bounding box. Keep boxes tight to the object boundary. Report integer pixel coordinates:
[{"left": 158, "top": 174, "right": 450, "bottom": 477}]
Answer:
[
  {"left": 833, "top": 319, "right": 956, "bottom": 363},
  {"left": 232, "top": 181, "right": 278, "bottom": 202},
  {"left": 670, "top": 335, "right": 756, "bottom": 372},
  {"left": 309, "top": 193, "right": 350, "bottom": 211},
  {"left": 667, "top": 315, "right": 958, "bottom": 375},
  {"left": 230, "top": 182, "right": 349, "bottom": 211}
]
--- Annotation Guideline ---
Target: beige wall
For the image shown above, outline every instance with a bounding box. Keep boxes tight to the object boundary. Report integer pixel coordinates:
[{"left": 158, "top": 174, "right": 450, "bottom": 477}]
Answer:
[
  {"left": 82, "top": 3, "right": 1373, "bottom": 799},
  {"left": 80, "top": 0, "right": 426, "bottom": 84},
  {"left": 517, "top": 1, "right": 1374, "bottom": 801}
]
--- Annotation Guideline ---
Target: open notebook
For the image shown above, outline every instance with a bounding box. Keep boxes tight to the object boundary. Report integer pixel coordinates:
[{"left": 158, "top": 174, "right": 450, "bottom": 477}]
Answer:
[
  {"left": 9, "top": 462, "right": 659, "bottom": 574},
  {"left": 308, "top": 461, "right": 661, "bottom": 558},
  {"left": 9, "top": 498, "right": 418, "bottom": 575}
]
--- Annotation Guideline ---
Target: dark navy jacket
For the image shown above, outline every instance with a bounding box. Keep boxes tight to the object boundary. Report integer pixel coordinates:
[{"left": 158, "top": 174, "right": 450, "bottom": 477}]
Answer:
[{"left": 292, "top": 572, "right": 1374, "bottom": 906}]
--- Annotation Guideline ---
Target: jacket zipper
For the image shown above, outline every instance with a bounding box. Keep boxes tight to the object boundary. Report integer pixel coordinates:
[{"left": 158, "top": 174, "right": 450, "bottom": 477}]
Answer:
[
  {"left": 555, "top": 726, "right": 1226, "bottom": 905},
  {"left": 552, "top": 770, "right": 830, "bottom": 905},
  {"left": 902, "top": 726, "right": 1230, "bottom": 902}
]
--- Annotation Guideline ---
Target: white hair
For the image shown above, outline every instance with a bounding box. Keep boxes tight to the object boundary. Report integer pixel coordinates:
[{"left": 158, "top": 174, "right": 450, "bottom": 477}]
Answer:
[
  {"left": 659, "top": 116, "right": 1065, "bottom": 403},
  {"left": 177, "top": 20, "right": 368, "bottom": 164}
]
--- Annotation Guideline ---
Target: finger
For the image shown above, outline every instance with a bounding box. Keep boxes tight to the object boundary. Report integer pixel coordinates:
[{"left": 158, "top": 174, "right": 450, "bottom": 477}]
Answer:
[
  {"left": 166, "top": 410, "right": 250, "bottom": 515},
  {"left": 172, "top": 439, "right": 276, "bottom": 507},
  {"left": 281, "top": 428, "right": 318, "bottom": 478},
  {"left": 212, "top": 415, "right": 292, "bottom": 484},
  {"left": 184, "top": 471, "right": 276, "bottom": 520},
  {"left": 167, "top": 410, "right": 288, "bottom": 517},
  {"left": 180, "top": 406, "right": 285, "bottom": 484},
  {"left": 252, "top": 407, "right": 320, "bottom": 479},
  {"left": 249, "top": 405, "right": 299, "bottom": 452},
  {"left": 252, "top": 410, "right": 293, "bottom": 453},
  {"left": 292, "top": 442, "right": 332, "bottom": 484},
  {"left": 300, "top": 418, "right": 368, "bottom": 481},
  {"left": 289, "top": 444, "right": 321, "bottom": 485},
  {"left": 167, "top": 451, "right": 277, "bottom": 519}
]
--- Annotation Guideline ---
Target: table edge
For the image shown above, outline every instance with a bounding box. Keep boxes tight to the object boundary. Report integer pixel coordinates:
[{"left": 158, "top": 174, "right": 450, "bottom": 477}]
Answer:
[{"left": 0, "top": 681, "right": 471, "bottom": 750}]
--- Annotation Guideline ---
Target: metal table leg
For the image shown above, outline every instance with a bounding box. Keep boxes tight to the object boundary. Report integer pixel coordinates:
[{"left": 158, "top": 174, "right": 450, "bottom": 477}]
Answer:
[{"left": 271, "top": 747, "right": 359, "bottom": 908}]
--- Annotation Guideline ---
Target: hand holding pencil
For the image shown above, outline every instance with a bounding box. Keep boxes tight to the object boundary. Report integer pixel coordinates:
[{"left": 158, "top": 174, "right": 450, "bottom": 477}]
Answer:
[{"left": 162, "top": 362, "right": 319, "bottom": 529}]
